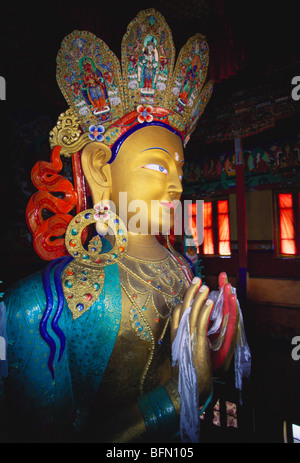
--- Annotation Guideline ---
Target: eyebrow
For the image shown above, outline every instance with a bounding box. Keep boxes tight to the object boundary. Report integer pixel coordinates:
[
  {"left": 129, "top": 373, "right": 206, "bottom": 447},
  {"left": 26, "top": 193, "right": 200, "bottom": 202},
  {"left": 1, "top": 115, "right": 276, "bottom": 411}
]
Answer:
[{"left": 140, "top": 147, "right": 172, "bottom": 157}]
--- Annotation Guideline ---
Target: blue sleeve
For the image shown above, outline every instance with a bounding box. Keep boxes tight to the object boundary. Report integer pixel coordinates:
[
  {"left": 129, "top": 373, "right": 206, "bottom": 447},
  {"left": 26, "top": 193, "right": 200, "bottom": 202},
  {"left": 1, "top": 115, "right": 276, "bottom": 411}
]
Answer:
[
  {"left": 0, "top": 301, "right": 7, "bottom": 378},
  {"left": 0, "top": 300, "right": 7, "bottom": 441},
  {"left": 1, "top": 271, "right": 74, "bottom": 440}
]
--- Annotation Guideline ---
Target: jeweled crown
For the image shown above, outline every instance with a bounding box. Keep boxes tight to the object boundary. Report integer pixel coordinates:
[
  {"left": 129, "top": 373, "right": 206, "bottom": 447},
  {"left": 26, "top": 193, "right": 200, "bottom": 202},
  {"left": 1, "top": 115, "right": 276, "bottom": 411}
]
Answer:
[{"left": 55, "top": 8, "right": 213, "bottom": 151}]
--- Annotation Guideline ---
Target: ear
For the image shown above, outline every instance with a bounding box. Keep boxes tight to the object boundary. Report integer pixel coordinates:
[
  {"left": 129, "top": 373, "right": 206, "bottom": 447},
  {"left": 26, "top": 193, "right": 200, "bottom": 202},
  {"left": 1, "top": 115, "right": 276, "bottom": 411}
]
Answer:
[{"left": 81, "top": 142, "right": 112, "bottom": 205}]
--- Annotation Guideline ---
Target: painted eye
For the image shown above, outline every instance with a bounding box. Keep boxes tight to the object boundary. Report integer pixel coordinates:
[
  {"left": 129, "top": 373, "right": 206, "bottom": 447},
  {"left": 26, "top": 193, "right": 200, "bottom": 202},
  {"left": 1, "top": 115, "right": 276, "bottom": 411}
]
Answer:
[
  {"left": 142, "top": 164, "right": 168, "bottom": 175},
  {"left": 179, "top": 175, "right": 183, "bottom": 181}
]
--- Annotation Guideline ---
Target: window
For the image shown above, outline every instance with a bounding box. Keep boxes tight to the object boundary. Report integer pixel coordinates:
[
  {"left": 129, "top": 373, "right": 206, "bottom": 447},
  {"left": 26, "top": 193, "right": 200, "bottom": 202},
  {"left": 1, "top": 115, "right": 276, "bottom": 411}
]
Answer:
[
  {"left": 187, "top": 202, "right": 201, "bottom": 252},
  {"left": 292, "top": 424, "right": 300, "bottom": 443},
  {"left": 212, "top": 399, "right": 238, "bottom": 428},
  {"left": 217, "top": 200, "right": 231, "bottom": 256},
  {"left": 202, "top": 199, "right": 231, "bottom": 256},
  {"left": 276, "top": 192, "right": 300, "bottom": 256},
  {"left": 200, "top": 399, "right": 238, "bottom": 430},
  {"left": 283, "top": 421, "right": 300, "bottom": 443},
  {"left": 203, "top": 201, "right": 214, "bottom": 254}
]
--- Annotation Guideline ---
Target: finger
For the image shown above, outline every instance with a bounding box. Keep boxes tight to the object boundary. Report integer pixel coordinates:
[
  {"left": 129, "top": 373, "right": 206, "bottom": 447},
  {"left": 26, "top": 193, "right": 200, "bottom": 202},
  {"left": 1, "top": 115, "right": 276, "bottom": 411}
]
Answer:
[
  {"left": 223, "top": 283, "right": 231, "bottom": 316},
  {"left": 228, "top": 293, "right": 240, "bottom": 338},
  {"left": 193, "top": 298, "right": 214, "bottom": 402},
  {"left": 179, "top": 277, "right": 202, "bottom": 321},
  {"left": 170, "top": 302, "right": 182, "bottom": 344},
  {"left": 218, "top": 272, "right": 228, "bottom": 289},
  {"left": 211, "top": 292, "right": 240, "bottom": 376},
  {"left": 229, "top": 293, "right": 237, "bottom": 312},
  {"left": 189, "top": 284, "right": 210, "bottom": 335},
  {"left": 195, "top": 298, "right": 215, "bottom": 343},
  {"left": 230, "top": 294, "right": 241, "bottom": 342}
]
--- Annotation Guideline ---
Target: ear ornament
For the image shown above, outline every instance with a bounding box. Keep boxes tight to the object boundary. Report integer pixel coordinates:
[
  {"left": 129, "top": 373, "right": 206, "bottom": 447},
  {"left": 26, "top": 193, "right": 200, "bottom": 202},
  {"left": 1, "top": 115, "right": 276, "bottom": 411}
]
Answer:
[{"left": 62, "top": 206, "right": 128, "bottom": 319}]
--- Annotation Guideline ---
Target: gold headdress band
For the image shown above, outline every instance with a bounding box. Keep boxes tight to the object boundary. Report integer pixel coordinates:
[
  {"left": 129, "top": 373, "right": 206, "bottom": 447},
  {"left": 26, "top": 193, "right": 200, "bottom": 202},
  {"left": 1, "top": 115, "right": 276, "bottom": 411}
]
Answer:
[{"left": 51, "top": 8, "right": 213, "bottom": 155}]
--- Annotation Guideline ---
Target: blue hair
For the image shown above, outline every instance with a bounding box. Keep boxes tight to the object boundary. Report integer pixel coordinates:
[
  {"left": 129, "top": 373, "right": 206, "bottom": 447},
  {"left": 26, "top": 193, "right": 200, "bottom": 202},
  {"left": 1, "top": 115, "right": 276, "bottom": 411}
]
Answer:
[
  {"left": 108, "top": 121, "right": 183, "bottom": 164},
  {"left": 40, "top": 255, "right": 73, "bottom": 379}
]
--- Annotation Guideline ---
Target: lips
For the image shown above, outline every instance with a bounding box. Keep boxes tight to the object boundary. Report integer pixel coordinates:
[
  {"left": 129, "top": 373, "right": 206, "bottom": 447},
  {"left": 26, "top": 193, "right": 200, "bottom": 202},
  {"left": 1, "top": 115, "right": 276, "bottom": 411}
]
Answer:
[{"left": 160, "top": 201, "right": 175, "bottom": 209}]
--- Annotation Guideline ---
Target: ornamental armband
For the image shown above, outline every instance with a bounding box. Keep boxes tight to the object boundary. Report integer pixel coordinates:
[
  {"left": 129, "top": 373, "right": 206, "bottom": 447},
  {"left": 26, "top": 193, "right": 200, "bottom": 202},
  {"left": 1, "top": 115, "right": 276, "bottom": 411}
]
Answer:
[{"left": 137, "top": 384, "right": 179, "bottom": 441}]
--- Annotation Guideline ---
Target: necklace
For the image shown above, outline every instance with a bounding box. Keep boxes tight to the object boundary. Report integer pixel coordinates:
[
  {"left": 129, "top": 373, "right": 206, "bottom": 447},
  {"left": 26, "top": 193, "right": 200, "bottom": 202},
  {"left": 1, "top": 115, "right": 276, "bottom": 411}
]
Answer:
[
  {"left": 119, "top": 253, "right": 184, "bottom": 296},
  {"left": 124, "top": 250, "right": 169, "bottom": 263},
  {"left": 120, "top": 281, "right": 155, "bottom": 394},
  {"left": 118, "top": 252, "right": 189, "bottom": 394},
  {"left": 118, "top": 255, "right": 184, "bottom": 320}
]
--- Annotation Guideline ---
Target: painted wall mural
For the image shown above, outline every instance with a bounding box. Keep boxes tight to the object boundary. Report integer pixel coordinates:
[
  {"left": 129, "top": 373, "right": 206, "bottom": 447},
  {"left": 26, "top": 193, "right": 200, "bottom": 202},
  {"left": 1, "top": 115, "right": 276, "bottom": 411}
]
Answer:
[{"left": 183, "top": 135, "right": 300, "bottom": 194}]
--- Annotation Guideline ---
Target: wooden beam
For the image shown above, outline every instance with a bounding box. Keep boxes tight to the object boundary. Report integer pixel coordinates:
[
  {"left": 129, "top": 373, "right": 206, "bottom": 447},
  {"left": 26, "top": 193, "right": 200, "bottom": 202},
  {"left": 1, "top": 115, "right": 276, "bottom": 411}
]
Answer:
[{"left": 234, "top": 136, "right": 248, "bottom": 300}]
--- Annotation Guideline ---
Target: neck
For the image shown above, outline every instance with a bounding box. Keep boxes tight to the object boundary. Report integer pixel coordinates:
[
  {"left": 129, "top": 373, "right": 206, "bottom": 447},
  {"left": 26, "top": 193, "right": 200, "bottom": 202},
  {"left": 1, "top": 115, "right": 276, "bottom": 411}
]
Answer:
[
  {"left": 126, "top": 233, "right": 167, "bottom": 260},
  {"left": 104, "top": 230, "right": 168, "bottom": 261}
]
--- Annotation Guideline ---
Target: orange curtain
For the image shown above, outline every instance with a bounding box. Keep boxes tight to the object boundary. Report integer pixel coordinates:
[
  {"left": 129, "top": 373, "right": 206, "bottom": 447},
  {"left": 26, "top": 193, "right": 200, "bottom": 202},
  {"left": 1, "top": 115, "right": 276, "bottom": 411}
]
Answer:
[
  {"left": 279, "top": 193, "right": 296, "bottom": 255},
  {"left": 188, "top": 203, "right": 199, "bottom": 249},
  {"left": 203, "top": 202, "right": 214, "bottom": 254},
  {"left": 218, "top": 200, "right": 231, "bottom": 255}
]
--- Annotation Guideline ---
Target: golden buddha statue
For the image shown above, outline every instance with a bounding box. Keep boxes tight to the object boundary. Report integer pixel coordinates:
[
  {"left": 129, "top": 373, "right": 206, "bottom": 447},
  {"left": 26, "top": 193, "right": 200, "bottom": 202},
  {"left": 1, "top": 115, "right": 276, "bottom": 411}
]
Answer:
[{"left": 0, "top": 9, "right": 249, "bottom": 444}]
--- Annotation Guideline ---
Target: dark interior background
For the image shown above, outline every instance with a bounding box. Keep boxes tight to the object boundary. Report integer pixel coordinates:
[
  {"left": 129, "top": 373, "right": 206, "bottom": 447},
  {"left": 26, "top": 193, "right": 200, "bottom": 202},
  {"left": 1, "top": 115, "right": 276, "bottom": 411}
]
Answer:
[{"left": 0, "top": 0, "right": 299, "bottom": 443}]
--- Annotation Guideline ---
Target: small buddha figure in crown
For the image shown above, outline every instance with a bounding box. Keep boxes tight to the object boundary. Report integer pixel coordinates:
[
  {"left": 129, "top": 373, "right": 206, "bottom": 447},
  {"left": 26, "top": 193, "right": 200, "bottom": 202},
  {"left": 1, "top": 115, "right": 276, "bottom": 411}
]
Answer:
[
  {"left": 138, "top": 35, "right": 159, "bottom": 95},
  {"left": 80, "top": 57, "right": 110, "bottom": 114},
  {"left": 0, "top": 9, "right": 250, "bottom": 443}
]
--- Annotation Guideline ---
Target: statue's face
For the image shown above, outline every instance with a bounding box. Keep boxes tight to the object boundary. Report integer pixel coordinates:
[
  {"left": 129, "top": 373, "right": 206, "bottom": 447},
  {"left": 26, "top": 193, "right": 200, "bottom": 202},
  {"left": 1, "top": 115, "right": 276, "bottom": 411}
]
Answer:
[{"left": 110, "top": 125, "right": 184, "bottom": 234}]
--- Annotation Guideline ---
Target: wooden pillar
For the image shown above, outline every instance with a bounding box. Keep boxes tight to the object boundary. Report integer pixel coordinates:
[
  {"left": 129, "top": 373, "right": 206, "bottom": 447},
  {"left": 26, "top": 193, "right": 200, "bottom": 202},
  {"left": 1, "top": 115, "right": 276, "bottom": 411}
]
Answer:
[{"left": 234, "top": 136, "right": 248, "bottom": 300}]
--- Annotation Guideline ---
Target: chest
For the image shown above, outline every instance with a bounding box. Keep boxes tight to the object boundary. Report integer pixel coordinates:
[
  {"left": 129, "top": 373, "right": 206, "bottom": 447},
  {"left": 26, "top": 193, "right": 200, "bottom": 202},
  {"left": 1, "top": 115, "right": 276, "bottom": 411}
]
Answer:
[{"left": 104, "top": 256, "right": 188, "bottom": 392}]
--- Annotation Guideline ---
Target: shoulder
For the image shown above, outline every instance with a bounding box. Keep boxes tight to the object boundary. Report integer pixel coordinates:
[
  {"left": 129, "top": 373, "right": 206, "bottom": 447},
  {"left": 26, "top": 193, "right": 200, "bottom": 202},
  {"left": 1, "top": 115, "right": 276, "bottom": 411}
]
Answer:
[
  {"left": 2, "top": 270, "right": 50, "bottom": 370},
  {"left": 3, "top": 255, "right": 71, "bottom": 329},
  {"left": 3, "top": 269, "right": 47, "bottom": 328}
]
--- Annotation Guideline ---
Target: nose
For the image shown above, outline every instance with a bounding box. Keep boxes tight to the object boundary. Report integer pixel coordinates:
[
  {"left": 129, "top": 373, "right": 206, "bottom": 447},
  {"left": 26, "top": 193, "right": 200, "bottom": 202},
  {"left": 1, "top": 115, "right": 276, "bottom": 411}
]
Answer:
[{"left": 168, "top": 172, "right": 183, "bottom": 199}]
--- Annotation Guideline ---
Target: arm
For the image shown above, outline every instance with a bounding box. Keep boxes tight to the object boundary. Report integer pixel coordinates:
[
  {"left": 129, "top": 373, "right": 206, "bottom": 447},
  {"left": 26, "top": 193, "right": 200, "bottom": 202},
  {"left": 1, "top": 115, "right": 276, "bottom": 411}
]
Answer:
[
  {"left": 94, "top": 274, "right": 239, "bottom": 444},
  {"left": 0, "top": 377, "right": 8, "bottom": 443},
  {"left": 84, "top": 378, "right": 180, "bottom": 443}
]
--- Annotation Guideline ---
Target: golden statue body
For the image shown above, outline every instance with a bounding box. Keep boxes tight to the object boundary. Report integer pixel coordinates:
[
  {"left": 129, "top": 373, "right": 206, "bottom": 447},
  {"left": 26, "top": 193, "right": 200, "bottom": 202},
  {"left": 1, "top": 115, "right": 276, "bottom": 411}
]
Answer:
[{"left": 0, "top": 9, "right": 248, "bottom": 443}]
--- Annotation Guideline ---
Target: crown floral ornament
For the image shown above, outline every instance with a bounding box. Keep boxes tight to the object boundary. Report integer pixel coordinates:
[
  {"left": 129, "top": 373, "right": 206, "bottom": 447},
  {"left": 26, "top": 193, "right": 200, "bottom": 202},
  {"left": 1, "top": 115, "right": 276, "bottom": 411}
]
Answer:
[{"left": 54, "top": 8, "right": 213, "bottom": 152}]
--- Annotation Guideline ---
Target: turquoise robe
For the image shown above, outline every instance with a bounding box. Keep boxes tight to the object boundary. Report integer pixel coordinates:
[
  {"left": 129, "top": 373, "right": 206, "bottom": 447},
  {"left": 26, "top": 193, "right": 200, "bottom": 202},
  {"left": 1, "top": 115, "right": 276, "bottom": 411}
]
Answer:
[{"left": 0, "top": 257, "right": 122, "bottom": 442}]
